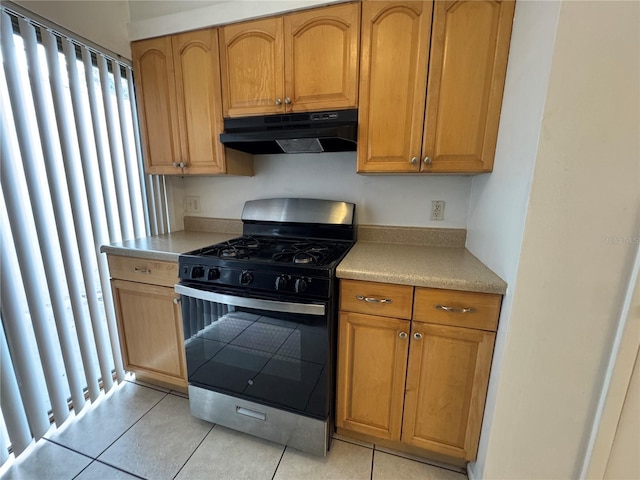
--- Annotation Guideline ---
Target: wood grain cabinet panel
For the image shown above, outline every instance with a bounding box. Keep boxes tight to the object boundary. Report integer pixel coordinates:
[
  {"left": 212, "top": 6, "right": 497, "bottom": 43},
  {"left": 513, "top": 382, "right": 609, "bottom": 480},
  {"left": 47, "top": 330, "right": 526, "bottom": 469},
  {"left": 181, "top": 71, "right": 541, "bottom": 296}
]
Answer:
[
  {"left": 131, "top": 37, "right": 181, "bottom": 175},
  {"left": 284, "top": 2, "right": 360, "bottom": 112},
  {"left": 106, "top": 255, "right": 179, "bottom": 288},
  {"left": 111, "top": 279, "right": 187, "bottom": 388},
  {"left": 220, "top": 3, "right": 360, "bottom": 117},
  {"left": 413, "top": 287, "right": 502, "bottom": 331},
  {"left": 357, "top": 0, "right": 433, "bottom": 173},
  {"left": 173, "top": 30, "right": 225, "bottom": 174},
  {"left": 219, "top": 17, "right": 285, "bottom": 117},
  {"left": 358, "top": 0, "right": 515, "bottom": 174},
  {"left": 336, "top": 311, "right": 409, "bottom": 441},
  {"left": 422, "top": 0, "right": 516, "bottom": 173},
  {"left": 340, "top": 279, "right": 414, "bottom": 319},
  {"left": 132, "top": 30, "right": 253, "bottom": 176},
  {"left": 402, "top": 323, "right": 495, "bottom": 460},
  {"left": 337, "top": 279, "right": 501, "bottom": 462}
]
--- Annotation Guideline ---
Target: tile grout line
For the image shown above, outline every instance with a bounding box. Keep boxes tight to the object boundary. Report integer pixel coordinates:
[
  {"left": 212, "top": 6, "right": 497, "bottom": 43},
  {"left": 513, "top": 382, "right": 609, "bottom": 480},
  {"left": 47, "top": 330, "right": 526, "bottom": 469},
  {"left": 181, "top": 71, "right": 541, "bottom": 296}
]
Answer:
[
  {"left": 370, "top": 448, "right": 375, "bottom": 480},
  {"left": 271, "top": 445, "right": 287, "bottom": 480},
  {"left": 70, "top": 458, "right": 148, "bottom": 480},
  {"left": 93, "top": 388, "right": 170, "bottom": 459},
  {"left": 171, "top": 423, "right": 216, "bottom": 479}
]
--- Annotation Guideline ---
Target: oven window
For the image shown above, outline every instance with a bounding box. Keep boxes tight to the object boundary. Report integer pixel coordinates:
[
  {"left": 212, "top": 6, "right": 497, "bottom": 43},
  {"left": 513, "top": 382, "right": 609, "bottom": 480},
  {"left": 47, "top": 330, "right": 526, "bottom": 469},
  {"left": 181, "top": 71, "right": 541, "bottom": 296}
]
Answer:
[{"left": 182, "top": 296, "right": 329, "bottom": 419}]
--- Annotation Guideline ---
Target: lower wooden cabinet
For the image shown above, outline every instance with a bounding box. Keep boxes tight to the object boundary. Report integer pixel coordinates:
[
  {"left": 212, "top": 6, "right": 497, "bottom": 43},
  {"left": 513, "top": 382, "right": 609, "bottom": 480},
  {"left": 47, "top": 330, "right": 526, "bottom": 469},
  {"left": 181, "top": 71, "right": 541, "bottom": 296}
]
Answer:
[
  {"left": 107, "top": 255, "right": 187, "bottom": 389},
  {"left": 336, "top": 279, "right": 501, "bottom": 462},
  {"left": 337, "top": 311, "right": 409, "bottom": 441},
  {"left": 401, "top": 322, "right": 495, "bottom": 459}
]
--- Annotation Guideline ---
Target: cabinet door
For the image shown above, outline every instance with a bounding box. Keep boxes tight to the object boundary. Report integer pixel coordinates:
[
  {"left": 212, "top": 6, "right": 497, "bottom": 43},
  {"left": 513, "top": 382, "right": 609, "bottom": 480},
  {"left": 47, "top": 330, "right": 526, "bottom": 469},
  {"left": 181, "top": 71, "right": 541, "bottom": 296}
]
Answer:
[
  {"left": 421, "top": 0, "right": 515, "bottom": 173},
  {"left": 131, "top": 37, "right": 181, "bottom": 175},
  {"left": 219, "top": 17, "right": 285, "bottom": 117},
  {"left": 173, "top": 30, "right": 226, "bottom": 174},
  {"left": 336, "top": 312, "right": 409, "bottom": 441},
  {"left": 357, "top": 1, "right": 433, "bottom": 173},
  {"left": 111, "top": 279, "right": 187, "bottom": 388},
  {"left": 402, "top": 322, "right": 495, "bottom": 460},
  {"left": 284, "top": 3, "right": 360, "bottom": 112}
]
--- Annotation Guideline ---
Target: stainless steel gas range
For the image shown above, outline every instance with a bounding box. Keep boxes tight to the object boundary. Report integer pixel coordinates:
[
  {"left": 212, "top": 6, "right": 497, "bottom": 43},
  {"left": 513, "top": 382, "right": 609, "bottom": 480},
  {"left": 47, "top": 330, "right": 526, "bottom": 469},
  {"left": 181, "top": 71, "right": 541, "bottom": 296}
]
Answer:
[{"left": 175, "top": 198, "right": 356, "bottom": 456}]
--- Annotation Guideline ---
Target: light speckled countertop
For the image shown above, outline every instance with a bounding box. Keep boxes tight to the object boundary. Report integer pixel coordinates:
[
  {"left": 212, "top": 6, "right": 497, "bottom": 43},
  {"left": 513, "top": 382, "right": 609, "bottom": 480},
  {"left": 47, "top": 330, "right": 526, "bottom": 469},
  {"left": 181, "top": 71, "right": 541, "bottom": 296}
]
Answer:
[
  {"left": 100, "top": 231, "right": 236, "bottom": 262},
  {"left": 100, "top": 222, "right": 506, "bottom": 295},
  {"left": 337, "top": 242, "right": 507, "bottom": 295}
]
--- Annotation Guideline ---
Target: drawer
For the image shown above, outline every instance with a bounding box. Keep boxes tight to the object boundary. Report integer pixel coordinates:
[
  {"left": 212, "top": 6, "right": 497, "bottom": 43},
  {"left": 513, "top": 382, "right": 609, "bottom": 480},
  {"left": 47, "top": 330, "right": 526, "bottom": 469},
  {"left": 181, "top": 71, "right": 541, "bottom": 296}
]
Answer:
[
  {"left": 107, "top": 255, "right": 178, "bottom": 287},
  {"left": 413, "top": 288, "right": 501, "bottom": 331},
  {"left": 340, "top": 279, "right": 413, "bottom": 320}
]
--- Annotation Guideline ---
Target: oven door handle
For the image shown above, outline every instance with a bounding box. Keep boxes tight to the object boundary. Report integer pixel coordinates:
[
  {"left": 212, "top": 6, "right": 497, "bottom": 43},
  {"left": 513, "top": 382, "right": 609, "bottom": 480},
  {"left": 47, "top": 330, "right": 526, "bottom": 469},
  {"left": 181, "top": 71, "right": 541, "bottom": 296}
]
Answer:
[{"left": 174, "top": 284, "right": 326, "bottom": 316}]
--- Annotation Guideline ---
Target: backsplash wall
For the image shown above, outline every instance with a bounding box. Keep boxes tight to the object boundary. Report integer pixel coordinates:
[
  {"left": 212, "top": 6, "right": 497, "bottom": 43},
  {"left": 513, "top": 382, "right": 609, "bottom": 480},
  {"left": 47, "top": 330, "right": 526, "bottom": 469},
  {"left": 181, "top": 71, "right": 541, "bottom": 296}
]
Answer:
[{"left": 172, "top": 152, "right": 472, "bottom": 229}]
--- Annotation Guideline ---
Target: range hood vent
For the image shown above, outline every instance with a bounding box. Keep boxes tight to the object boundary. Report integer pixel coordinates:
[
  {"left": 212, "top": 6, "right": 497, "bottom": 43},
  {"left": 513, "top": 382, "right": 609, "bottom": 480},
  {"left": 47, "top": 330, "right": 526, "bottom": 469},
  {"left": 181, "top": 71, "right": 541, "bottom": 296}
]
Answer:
[{"left": 220, "top": 109, "right": 358, "bottom": 155}]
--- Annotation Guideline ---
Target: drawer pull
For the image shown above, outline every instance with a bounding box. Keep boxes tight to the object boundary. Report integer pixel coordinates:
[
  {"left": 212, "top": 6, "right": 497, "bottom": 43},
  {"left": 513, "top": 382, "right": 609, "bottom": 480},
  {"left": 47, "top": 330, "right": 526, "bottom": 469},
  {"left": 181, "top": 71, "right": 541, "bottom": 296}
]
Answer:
[
  {"left": 134, "top": 267, "right": 151, "bottom": 274},
  {"left": 434, "top": 304, "right": 475, "bottom": 314},
  {"left": 356, "top": 295, "right": 392, "bottom": 304},
  {"left": 173, "top": 297, "right": 181, "bottom": 305},
  {"left": 236, "top": 406, "right": 266, "bottom": 421}
]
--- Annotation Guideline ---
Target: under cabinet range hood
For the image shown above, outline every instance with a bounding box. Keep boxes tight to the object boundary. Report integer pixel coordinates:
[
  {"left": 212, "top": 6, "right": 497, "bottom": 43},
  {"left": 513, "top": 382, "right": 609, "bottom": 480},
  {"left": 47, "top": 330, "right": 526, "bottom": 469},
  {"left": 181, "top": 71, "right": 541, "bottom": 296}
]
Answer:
[{"left": 219, "top": 109, "right": 358, "bottom": 154}]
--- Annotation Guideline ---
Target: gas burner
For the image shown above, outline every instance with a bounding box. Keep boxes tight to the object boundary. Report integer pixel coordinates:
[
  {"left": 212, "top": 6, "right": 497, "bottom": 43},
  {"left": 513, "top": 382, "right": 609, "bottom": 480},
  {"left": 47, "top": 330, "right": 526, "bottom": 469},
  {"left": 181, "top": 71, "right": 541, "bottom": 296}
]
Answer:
[
  {"left": 220, "top": 246, "right": 247, "bottom": 258},
  {"left": 293, "top": 252, "right": 317, "bottom": 264},
  {"left": 272, "top": 243, "right": 331, "bottom": 265}
]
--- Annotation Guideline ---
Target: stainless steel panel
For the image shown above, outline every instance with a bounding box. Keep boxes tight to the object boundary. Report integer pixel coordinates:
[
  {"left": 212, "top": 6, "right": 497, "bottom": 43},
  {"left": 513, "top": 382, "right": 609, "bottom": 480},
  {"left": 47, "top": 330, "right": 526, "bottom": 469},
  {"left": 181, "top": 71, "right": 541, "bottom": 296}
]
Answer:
[
  {"left": 175, "top": 284, "right": 326, "bottom": 316},
  {"left": 189, "top": 385, "right": 329, "bottom": 456},
  {"left": 241, "top": 198, "right": 355, "bottom": 225}
]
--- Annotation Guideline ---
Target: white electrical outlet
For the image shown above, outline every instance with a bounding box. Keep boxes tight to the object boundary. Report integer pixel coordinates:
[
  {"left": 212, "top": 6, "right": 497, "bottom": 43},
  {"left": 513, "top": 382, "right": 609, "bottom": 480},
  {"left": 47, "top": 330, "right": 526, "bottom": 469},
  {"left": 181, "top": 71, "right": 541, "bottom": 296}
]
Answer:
[
  {"left": 185, "top": 196, "right": 201, "bottom": 213},
  {"left": 431, "top": 200, "right": 445, "bottom": 221}
]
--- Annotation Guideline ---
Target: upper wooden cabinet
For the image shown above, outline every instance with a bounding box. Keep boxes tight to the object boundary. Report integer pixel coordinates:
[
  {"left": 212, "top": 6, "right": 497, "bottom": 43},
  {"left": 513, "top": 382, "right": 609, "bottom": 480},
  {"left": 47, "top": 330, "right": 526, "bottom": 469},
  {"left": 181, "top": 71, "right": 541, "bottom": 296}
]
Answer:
[
  {"left": 219, "top": 2, "right": 360, "bottom": 117},
  {"left": 132, "top": 31, "right": 253, "bottom": 175},
  {"left": 358, "top": 0, "right": 515, "bottom": 174},
  {"left": 131, "top": 36, "right": 180, "bottom": 174}
]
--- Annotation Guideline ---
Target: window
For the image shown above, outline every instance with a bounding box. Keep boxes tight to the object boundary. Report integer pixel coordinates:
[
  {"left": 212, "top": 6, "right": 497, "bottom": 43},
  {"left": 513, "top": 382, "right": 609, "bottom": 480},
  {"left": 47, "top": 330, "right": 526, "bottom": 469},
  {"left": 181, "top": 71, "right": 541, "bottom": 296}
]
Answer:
[{"left": 0, "top": 5, "right": 168, "bottom": 466}]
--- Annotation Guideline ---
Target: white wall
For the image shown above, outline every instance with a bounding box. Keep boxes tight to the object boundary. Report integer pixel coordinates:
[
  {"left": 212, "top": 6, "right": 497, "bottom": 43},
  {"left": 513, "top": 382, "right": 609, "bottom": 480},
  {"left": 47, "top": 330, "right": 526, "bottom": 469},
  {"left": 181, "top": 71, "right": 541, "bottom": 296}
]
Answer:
[
  {"left": 467, "top": 1, "right": 640, "bottom": 478},
  {"left": 11, "top": 0, "right": 131, "bottom": 59},
  {"left": 179, "top": 152, "right": 472, "bottom": 228}
]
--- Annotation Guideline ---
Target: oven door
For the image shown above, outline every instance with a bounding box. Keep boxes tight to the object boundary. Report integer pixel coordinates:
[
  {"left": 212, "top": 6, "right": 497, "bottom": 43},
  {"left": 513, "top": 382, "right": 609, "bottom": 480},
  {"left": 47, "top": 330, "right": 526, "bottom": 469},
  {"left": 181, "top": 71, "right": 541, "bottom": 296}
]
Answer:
[{"left": 175, "top": 284, "right": 331, "bottom": 420}]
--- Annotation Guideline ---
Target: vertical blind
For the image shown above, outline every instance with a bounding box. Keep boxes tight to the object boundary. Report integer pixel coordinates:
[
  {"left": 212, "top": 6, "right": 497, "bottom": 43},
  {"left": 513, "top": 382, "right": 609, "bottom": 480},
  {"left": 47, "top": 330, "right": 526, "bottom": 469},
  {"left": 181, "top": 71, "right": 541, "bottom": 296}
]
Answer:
[{"left": 0, "top": 5, "right": 169, "bottom": 466}]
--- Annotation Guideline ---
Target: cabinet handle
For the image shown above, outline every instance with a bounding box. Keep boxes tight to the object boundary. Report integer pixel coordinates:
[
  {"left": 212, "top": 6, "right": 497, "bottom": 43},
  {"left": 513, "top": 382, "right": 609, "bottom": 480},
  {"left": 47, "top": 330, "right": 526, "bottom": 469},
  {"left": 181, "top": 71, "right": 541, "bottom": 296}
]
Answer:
[
  {"left": 173, "top": 297, "right": 181, "bottom": 304},
  {"left": 284, "top": 97, "right": 291, "bottom": 105},
  {"left": 434, "top": 304, "right": 475, "bottom": 314},
  {"left": 399, "top": 332, "right": 408, "bottom": 339},
  {"left": 275, "top": 98, "right": 282, "bottom": 105},
  {"left": 356, "top": 295, "right": 392, "bottom": 304},
  {"left": 179, "top": 161, "right": 186, "bottom": 168},
  {"left": 423, "top": 156, "right": 432, "bottom": 165},
  {"left": 133, "top": 267, "right": 151, "bottom": 274},
  {"left": 410, "top": 157, "right": 418, "bottom": 165},
  {"left": 172, "top": 162, "right": 179, "bottom": 167},
  {"left": 413, "top": 332, "right": 423, "bottom": 340}
]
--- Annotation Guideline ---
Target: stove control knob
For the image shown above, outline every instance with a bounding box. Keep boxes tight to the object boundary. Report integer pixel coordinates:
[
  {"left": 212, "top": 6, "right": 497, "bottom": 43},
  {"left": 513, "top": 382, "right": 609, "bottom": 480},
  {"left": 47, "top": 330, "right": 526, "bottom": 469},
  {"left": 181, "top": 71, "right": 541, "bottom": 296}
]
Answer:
[
  {"left": 239, "top": 270, "right": 253, "bottom": 286},
  {"left": 294, "top": 278, "right": 308, "bottom": 293},
  {"left": 275, "top": 275, "right": 289, "bottom": 291},
  {"left": 191, "top": 266, "right": 205, "bottom": 279},
  {"left": 207, "top": 268, "right": 220, "bottom": 281}
]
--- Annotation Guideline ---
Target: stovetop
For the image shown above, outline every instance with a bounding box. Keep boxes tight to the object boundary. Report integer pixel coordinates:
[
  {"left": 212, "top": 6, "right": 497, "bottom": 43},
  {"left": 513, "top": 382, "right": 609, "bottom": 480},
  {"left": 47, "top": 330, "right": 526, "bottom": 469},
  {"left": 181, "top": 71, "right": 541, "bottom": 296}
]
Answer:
[
  {"left": 178, "top": 235, "right": 354, "bottom": 298},
  {"left": 187, "top": 236, "right": 351, "bottom": 266}
]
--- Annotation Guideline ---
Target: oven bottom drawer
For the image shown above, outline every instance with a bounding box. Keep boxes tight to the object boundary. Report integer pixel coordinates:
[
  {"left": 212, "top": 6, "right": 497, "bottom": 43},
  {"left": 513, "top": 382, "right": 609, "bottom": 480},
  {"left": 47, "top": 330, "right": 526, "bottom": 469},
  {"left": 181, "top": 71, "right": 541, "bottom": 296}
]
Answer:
[{"left": 189, "top": 385, "right": 330, "bottom": 456}]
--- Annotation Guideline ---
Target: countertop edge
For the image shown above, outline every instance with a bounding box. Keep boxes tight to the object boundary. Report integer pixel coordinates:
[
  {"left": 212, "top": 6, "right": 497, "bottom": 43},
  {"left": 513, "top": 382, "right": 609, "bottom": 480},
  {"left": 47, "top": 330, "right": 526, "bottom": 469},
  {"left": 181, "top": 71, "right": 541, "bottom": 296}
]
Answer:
[
  {"left": 100, "top": 245, "right": 181, "bottom": 262},
  {"left": 335, "top": 269, "right": 507, "bottom": 295}
]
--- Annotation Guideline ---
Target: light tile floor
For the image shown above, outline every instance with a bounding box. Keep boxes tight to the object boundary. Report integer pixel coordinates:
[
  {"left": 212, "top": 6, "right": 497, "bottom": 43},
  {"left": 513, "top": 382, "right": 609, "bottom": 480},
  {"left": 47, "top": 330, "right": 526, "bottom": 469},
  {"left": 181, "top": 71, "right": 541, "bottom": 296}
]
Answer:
[{"left": 1, "top": 380, "right": 467, "bottom": 480}]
